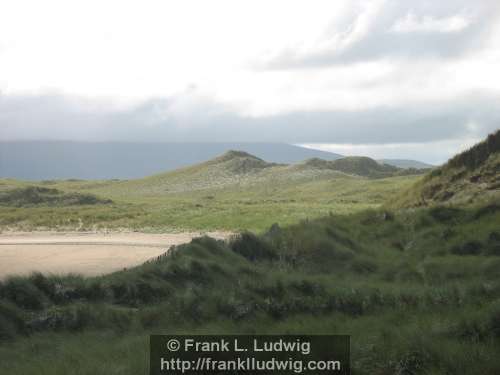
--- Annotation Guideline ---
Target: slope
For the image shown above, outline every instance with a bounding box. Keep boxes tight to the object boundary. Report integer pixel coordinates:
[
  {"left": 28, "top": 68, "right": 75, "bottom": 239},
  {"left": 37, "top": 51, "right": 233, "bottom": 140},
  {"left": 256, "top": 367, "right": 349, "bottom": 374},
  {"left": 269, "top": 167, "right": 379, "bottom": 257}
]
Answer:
[{"left": 392, "top": 129, "right": 500, "bottom": 207}]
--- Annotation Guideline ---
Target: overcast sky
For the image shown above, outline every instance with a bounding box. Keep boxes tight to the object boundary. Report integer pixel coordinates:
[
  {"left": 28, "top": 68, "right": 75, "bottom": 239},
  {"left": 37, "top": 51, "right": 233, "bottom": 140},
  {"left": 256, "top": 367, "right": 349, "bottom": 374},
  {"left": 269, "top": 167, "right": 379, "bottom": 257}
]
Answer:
[{"left": 1, "top": 0, "right": 500, "bottom": 164}]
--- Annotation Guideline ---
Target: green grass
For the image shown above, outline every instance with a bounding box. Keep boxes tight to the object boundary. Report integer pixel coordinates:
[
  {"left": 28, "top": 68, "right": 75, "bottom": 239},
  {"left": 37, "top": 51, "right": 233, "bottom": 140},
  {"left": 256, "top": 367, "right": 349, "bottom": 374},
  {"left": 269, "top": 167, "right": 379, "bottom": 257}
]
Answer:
[
  {"left": 0, "top": 174, "right": 419, "bottom": 232},
  {"left": 1, "top": 203, "right": 500, "bottom": 374}
]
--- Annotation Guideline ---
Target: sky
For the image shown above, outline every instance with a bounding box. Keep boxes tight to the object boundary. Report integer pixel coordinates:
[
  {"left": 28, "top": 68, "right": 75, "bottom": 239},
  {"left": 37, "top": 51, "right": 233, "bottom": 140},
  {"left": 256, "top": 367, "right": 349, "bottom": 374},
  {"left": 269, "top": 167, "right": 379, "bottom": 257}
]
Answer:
[{"left": 1, "top": 0, "right": 500, "bottom": 164}]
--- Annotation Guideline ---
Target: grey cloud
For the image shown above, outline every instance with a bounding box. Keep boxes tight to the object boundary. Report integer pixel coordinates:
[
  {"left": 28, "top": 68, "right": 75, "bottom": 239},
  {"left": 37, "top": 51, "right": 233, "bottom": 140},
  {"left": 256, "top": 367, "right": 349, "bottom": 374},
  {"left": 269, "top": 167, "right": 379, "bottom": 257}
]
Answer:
[
  {"left": 261, "top": 0, "right": 500, "bottom": 69},
  {"left": 0, "top": 91, "right": 499, "bottom": 144}
]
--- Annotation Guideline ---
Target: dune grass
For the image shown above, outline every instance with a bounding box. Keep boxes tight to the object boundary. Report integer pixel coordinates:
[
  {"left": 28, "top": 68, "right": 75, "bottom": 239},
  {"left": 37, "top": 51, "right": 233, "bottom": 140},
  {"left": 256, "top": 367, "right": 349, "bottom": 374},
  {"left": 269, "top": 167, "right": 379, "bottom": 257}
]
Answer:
[
  {"left": 0, "top": 174, "right": 418, "bottom": 232},
  {"left": 1, "top": 203, "right": 500, "bottom": 374}
]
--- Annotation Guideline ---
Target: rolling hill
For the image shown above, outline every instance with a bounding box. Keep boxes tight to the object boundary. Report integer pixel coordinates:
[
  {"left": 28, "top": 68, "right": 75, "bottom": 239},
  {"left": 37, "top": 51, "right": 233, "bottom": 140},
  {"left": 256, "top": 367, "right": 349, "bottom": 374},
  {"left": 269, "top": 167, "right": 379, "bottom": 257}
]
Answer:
[
  {"left": 94, "top": 151, "right": 428, "bottom": 198},
  {"left": 101, "top": 150, "right": 354, "bottom": 196},
  {"left": 0, "top": 151, "right": 421, "bottom": 231},
  {"left": 378, "top": 159, "right": 434, "bottom": 169},
  {"left": 392, "top": 130, "right": 500, "bottom": 207}
]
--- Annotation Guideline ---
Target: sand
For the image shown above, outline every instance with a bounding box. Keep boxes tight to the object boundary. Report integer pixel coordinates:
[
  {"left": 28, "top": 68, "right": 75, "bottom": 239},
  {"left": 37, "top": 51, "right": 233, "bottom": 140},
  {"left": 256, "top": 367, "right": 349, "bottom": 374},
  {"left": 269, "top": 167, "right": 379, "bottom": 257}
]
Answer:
[{"left": 0, "top": 231, "right": 231, "bottom": 279}]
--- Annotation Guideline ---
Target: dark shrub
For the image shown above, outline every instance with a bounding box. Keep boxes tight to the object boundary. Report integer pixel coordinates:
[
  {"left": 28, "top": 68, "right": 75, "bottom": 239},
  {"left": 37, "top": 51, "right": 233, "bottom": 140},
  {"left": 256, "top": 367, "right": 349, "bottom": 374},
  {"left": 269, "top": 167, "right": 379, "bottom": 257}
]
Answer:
[
  {"left": 291, "top": 280, "right": 324, "bottom": 297},
  {"left": 429, "top": 206, "right": 462, "bottom": 222},
  {"left": 474, "top": 203, "right": 500, "bottom": 219},
  {"left": 486, "top": 231, "right": 500, "bottom": 255},
  {"left": 451, "top": 241, "right": 483, "bottom": 256},
  {"left": 489, "top": 304, "right": 500, "bottom": 338},
  {"left": 1, "top": 277, "right": 45, "bottom": 310},
  {"left": 29, "top": 273, "right": 56, "bottom": 299},
  {"left": 489, "top": 231, "right": 500, "bottom": 243},
  {"left": 0, "top": 301, "right": 26, "bottom": 339},
  {"left": 82, "top": 281, "right": 107, "bottom": 301},
  {"left": 230, "top": 232, "right": 277, "bottom": 261},
  {"left": 351, "top": 258, "right": 378, "bottom": 274}
]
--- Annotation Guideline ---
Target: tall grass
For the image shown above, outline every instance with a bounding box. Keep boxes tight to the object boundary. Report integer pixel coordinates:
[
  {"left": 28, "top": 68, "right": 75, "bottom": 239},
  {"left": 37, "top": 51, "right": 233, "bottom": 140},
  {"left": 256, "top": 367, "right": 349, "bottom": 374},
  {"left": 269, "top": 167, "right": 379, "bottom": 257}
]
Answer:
[{"left": 1, "top": 203, "right": 500, "bottom": 373}]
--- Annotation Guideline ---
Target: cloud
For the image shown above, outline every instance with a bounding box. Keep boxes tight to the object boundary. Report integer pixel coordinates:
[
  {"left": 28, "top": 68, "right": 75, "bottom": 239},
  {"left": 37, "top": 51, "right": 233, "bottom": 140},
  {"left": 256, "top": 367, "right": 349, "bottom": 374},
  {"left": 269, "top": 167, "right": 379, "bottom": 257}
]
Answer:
[
  {"left": 261, "top": 0, "right": 500, "bottom": 69},
  {"left": 391, "top": 13, "right": 470, "bottom": 33},
  {"left": 1, "top": 91, "right": 499, "bottom": 146}
]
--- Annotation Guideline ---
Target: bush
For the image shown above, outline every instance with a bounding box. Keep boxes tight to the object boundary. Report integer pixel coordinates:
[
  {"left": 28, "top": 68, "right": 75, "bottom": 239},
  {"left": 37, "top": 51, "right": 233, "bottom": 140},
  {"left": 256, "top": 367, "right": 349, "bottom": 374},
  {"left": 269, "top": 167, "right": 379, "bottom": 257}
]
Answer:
[
  {"left": 450, "top": 241, "right": 483, "bottom": 256},
  {"left": 1, "top": 277, "right": 46, "bottom": 310},
  {"left": 429, "top": 206, "right": 462, "bottom": 222},
  {"left": 230, "top": 232, "right": 277, "bottom": 261},
  {"left": 0, "top": 301, "right": 26, "bottom": 339}
]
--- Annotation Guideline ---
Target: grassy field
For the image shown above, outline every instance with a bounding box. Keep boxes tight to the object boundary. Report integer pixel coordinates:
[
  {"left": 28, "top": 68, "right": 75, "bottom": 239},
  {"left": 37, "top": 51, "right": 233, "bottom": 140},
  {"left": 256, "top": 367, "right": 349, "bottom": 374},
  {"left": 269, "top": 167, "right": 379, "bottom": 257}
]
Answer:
[
  {"left": 1, "top": 203, "right": 500, "bottom": 374},
  {"left": 0, "top": 153, "right": 420, "bottom": 232}
]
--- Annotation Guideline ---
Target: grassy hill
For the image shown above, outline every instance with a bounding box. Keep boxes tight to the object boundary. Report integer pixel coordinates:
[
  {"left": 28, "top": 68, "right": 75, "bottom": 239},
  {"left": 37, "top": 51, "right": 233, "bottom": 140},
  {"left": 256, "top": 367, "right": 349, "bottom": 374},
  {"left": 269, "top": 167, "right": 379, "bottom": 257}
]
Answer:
[
  {"left": 1, "top": 203, "right": 500, "bottom": 374},
  {"left": 298, "top": 156, "right": 399, "bottom": 178},
  {"left": 379, "top": 158, "right": 434, "bottom": 169},
  {"left": 392, "top": 130, "right": 500, "bottom": 207},
  {"left": 0, "top": 152, "right": 421, "bottom": 231}
]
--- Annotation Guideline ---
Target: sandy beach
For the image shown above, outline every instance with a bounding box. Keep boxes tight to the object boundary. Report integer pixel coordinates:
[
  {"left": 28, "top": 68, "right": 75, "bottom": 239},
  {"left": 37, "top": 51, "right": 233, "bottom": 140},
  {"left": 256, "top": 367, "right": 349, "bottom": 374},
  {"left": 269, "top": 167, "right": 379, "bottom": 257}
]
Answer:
[{"left": 0, "top": 231, "right": 230, "bottom": 279}]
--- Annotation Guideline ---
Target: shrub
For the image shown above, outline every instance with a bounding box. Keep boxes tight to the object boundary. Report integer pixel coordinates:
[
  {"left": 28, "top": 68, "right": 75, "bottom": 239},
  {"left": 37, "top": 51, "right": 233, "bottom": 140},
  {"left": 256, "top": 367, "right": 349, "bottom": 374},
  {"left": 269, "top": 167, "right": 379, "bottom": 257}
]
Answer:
[
  {"left": 0, "top": 301, "right": 26, "bottom": 339},
  {"left": 350, "top": 258, "right": 378, "bottom": 274},
  {"left": 450, "top": 241, "right": 483, "bottom": 256},
  {"left": 429, "top": 206, "right": 462, "bottom": 223},
  {"left": 1, "top": 277, "right": 46, "bottom": 310},
  {"left": 230, "top": 232, "right": 277, "bottom": 261}
]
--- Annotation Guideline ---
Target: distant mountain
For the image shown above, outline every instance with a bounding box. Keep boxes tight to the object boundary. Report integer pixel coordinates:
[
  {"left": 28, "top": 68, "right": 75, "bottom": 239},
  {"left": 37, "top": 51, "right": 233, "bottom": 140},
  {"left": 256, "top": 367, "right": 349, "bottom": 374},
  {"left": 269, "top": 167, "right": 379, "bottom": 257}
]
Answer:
[
  {"left": 0, "top": 142, "right": 342, "bottom": 180},
  {"left": 378, "top": 159, "right": 434, "bottom": 169},
  {"left": 392, "top": 129, "right": 500, "bottom": 207}
]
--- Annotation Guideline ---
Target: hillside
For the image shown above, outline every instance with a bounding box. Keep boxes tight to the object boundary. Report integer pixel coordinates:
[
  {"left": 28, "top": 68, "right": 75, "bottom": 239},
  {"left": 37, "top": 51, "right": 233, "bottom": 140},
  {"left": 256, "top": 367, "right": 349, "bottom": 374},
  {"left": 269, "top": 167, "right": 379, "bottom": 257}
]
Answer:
[
  {"left": 102, "top": 150, "right": 353, "bottom": 197},
  {"left": 0, "top": 151, "right": 420, "bottom": 231},
  {"left": 295, "top": 156, "right": 426, "bottom": 178},
  {"left": 392, "top": 130, "right": 500, "bottom": 207},
  {"left": 378, "top": 159, "right": 434, "bottom": 169}
]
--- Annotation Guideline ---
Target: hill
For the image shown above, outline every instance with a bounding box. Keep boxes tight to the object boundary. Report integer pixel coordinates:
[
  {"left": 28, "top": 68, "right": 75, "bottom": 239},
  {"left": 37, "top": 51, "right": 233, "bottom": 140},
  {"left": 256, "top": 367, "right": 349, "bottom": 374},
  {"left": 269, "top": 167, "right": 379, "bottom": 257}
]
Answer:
[
  {"left": 378, "top": 159, "right": 434, "bottom": 169},
  {"left": 102, "top": 150, "right": 354, "bottom": 197},
  {"left": 295, "top": 156, "right": 427, "bottom": 178},
  {"left": 392, "top": 130, "right": 500, "bottom": 207},
  {"left": 0, "top": 151, "right": 420, "bottom": 231},
  {"left": 0, "top": 142, "right": 342, "bottom": 180}
]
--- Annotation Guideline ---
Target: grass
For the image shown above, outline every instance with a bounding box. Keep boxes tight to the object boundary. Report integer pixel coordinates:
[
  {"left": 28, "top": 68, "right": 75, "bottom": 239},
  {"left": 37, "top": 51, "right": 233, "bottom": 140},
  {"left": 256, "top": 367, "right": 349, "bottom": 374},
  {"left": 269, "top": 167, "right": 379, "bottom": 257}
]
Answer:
[
  {"left": 0, "top": 173, "right": 419, "bottom": 232},
  {"left": 390, "top": 129, "right": 500, "bottom": 208},
  {"left": 0, "top": 186, "right": 112, "bottom": 207},
  {"left": 1, "top": 203, "right": 500, "bottom": 374}
]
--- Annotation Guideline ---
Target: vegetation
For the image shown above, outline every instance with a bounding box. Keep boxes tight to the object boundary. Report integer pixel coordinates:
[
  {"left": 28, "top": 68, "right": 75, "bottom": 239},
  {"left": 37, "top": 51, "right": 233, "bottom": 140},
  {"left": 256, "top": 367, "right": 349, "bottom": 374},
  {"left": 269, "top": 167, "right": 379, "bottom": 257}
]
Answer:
[
  {"left": 1, "top": 203, "right": 500, "bottom": 374},
  {"left": 1, "top": 133, "right": 499, "bottom": 374},
  {"left": 0, "top": 186, "right": 112, "bottom": 207},
  {"left": 392, "top": 129, "right": 500, "bottom": 208},
  {"left": 0, "top": 152, "right": 420, "bottom": 232}
]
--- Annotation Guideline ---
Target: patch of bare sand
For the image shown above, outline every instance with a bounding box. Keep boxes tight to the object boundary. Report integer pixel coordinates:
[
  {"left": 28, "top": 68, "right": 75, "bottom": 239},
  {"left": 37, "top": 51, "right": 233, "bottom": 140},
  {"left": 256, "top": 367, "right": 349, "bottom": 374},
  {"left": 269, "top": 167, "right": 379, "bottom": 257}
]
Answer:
[{"left": 0, "top": 231, "right": 231, "bottom": 279}]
